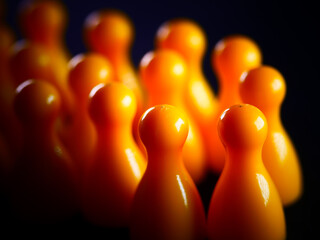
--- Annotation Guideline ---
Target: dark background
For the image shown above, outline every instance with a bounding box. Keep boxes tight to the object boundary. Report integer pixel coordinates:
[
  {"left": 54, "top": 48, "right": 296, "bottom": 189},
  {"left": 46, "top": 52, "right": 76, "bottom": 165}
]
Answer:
[{"left": 2, "top": 0, "right": 319, "bottom": 238}]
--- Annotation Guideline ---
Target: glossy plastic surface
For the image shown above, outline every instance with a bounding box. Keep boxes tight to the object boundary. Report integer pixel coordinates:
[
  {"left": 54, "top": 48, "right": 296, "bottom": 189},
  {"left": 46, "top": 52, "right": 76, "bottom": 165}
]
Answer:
[
  {"left": 83, "top": 82, "right": 146, "bottom": 227},
  {"left": 130, "top": 105, "right": 206, "bottom": 240},
  {"left": 239, "top": 65, "right": 303, "bottom": 206},
  {"left": 207, "top": 104, "right": 286, "bottom": 240}
]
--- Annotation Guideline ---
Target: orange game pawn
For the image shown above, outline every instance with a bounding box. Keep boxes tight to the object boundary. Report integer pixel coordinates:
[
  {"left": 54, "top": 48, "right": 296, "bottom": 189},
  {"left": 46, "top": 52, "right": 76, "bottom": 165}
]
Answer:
[
  {"left": 60, "top": 53, "right": 113, "bottom": 200},
  {"left": 83, "top": 82, "right": 146, "bottom": 227},
  {"left": 18, "top": 0, "right": 72, "bottom": 116},
  {"left": 10, "top": 80, "right": 78, "bottom": 222},
  {"left": 208, "top": 35, "right": 262, "bottom": 173},
  {"left": 84, "top": 9, "right": 145, "bottom": 142},
  {"left": 0, "top": 24, "right": 22, "bottom": 161},
  {"left": 155, "top": 19, "right": 218, "bottom": 160},
  {"left": 130, "top": 105, "right": 207, "bottom": 240},
  {"left": 239, "top": 65, "right": 303, "bottom": 206},
  {"left": 207, "top": 104, "right": 286, "bottom": 240},
  {"left": 140, "top": 49, "right": 206, "bottom": 183},
  {"left": 9, "top": 40, "right": 73, "bottom": 122}
]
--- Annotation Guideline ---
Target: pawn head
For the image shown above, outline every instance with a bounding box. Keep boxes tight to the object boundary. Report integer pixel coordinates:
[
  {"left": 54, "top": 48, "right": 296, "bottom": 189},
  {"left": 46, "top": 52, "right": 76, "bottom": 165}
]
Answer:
[
  {"left": 139, "top": 105, "right": 189, "bottom": 151},
  {"left": 14, "top": 79, "right": 61, "bottom": 126},
  {"left": 9, "top": 41, "right": 53, "bottom": 87},
  {"left": 218, "top": 104, "right": 268, "bottom": 149},
  {"left": 89, "top": 82, "right": 136, "bottom": 126},
  {"left": 212, "top": 35, "right": 262, "bottom": 82},
  {"left": 19, "top": 0, "right": 67, "bottom": 45},
  {"left": 68, "top": 53, "right": 113, "bottom": 99},
  {"left": 239, "top": 65, "right": 286, "bottom": 110},
  {"left": 84, "top": 9, "right": 133, "bottom": 56},
  {"left": 155, "top": 19, "right": 206, "bottom": 62},
  {"left": 139, "top": 49, "right": 187, "bottom": 95}
]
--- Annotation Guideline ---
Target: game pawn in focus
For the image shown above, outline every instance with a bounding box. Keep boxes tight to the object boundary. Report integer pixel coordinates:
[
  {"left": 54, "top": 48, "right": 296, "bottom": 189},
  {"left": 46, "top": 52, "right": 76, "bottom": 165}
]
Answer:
[
  {"left": 82, "top": 82, "right": 146, "bottom": 227},
  {"left": 130, "top": 104, "right": 207, "bottom": 240},
  {"left": 207, "top": 104, "right": 286, "bottom": 240},
  {"left": 239, "top": 65, "right": 303, "bottom": 206}
]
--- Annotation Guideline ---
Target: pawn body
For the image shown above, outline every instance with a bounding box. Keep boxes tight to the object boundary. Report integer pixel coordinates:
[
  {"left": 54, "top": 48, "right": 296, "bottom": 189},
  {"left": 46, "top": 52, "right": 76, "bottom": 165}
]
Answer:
[
  {"left": 239, "top": 65, "right": 303, "bottom": 206},
  {"left": 10, "top": 80, "right": 78, "bottom": 222},
  {"left": 140, "top": 49, "right": 206, "bottom": 183},
  {"left": 83, "top": 82, "right": 146, "bottom": 227},
  {"left": 130, "top": 105, "right": 206, "bottom": 240},
  {"left": 207, "top": 104, "right": 286, "bottom": 240},
  {"left": 208, "top": 35, "right": 262, "bottom": 173}
]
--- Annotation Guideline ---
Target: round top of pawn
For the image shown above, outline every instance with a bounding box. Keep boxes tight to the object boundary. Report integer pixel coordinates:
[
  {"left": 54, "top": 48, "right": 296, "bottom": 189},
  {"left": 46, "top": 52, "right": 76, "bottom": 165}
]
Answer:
[
  {"left": 89, "top": 82, "right": 136, "bottom": 126},
  {"left": 68, "top": 53, "right": 113, "bottom": 100},
  {"left": 155, "top": 19, "right": 206, "bottom": 62},
  {"left": 9, "top": 41, "right": 53, "bottom": 86},
  {"left": 218, "top": 104, "right": 268, "bottom": 149},
  {"left": 18, "top": 0, "right": 67, "bottom": 45},
  {"left": 139, "top": 104, "right": 189, "bottom": 151},
  {"left": 139, "top": 49, "right": 187, "bottom": 95},
  {"left": 14, "top": 79, "right": 61, "bottom": 126},
  {"left": 212, "top": 35, "right": 262, "bottom": 82},
  {"left": 239, "top": 65, "right": 286, "bottom": 110},
  {"left": 84, "top": 9, "right": 133, "bottom": 55}
]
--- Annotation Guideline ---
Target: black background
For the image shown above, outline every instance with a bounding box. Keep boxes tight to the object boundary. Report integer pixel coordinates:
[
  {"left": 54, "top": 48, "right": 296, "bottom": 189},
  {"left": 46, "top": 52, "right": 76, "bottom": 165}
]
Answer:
[{"left": 2, "top": 0, "right": 319, "bottom": 238}]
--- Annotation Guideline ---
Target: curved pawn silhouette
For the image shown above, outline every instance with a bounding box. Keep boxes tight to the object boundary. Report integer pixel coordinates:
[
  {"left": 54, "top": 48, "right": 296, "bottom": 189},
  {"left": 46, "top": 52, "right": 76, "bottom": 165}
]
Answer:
[
  {"left": 84, "top": 9, "right": 145, "bottom": 142},
  {"left": 83, "top": 82, "right": 146, "bottom": 227},
  {"left": 140, "top": 49, "right": 206, "bottom": 183},
  {"left": 155, "top": 19, "right": 218, "bottom": 162},
  {"left": 208, "top": 35, "right": 262, "bottom": 174},
  {"left": 130, "top": 104, "right": 207, "bottom": 240},
  {"left": 60, "top": 53, "right": 113, "bottom": 201},
  {"left": 10, "top": 79, "right": 78, "bottom": 223},
  {"left": 18, "top": 0, "right": 70, "bottom": 79},
  {"left": 18, "top": 0, "right": 73, "bottom": 117},
  {"left": 207, "top": 104, "right": 286, "bottom": 240},
  {"left": 239, "top": 65, "right": 303, "bottom": 206},
  {"left": 9, "top": 40, "right": 73, "bottom": 124},
  {"left": 0, "top": 24, "right": 23, "bottom": 163}
]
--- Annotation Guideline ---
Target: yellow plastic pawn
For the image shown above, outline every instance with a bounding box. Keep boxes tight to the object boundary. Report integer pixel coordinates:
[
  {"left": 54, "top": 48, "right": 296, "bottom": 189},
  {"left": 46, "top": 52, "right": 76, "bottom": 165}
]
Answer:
[
  {"left": 130, "top": 105, "right": 207, "bottom": 240},
  {"left": 140, "top": 49, "right": 206, "bottom": 183},
  {"left": 83, "top": 9, "right": 145, "bottom": 142},
  {"left": 10, "top": 79, "right": 78, "bottom": 222},
  {"left": 207, "top": 104, "right": 286, "bottom": 240},
  {"left": 155, "top": 19, "right": 218, "bottom": 160},
  {"left": 60, "top": 53, "right": 113, "bottom": 200},
  {"left": 208, "top": 35, "right": 262, "bottom": 173},
  {"left": 239, "top": 65, "right": 303, "bottom": 206},
  {"left": 83, "top": 82, "right": 146, "bottom": 227}
]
